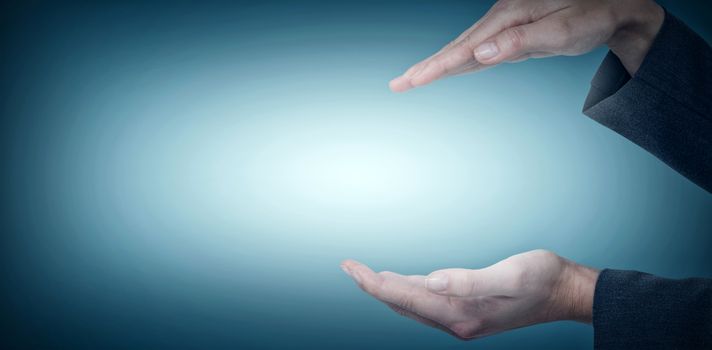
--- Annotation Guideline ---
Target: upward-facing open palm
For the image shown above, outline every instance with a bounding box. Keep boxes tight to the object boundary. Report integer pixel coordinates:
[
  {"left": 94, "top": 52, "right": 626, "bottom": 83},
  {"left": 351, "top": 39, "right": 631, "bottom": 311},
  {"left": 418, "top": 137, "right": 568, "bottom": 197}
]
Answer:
[{"left": 341, "top": 250, "right": 598, "bottom": 340}]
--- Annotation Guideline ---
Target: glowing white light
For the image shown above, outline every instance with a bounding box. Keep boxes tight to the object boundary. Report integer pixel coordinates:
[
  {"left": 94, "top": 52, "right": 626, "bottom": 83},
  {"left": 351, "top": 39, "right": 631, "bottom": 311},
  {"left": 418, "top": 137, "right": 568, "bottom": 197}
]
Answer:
[{"left": 285, "top": 142, "right": 422, "bottom": 207}]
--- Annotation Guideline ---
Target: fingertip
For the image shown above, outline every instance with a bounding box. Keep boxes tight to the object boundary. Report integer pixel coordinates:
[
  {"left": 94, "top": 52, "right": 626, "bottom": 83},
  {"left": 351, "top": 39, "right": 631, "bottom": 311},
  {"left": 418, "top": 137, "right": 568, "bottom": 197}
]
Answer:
[
  {"left": 340, "top": 260, "right": 357, "bottom": 274},
  {"left": 340, "top": 260, "right": 353, "bottom": 276},
  {"left": 341, "top": 259, "right": 363, "bottom": 267},
  {"left": 340, "top": 260, "right": 367, "bottom": 285},
  {"left": 341, "top": 259, "right": 375, "bottom": 277},
  {"left": 389, "top": 76, "right": 413, "bottom": 93}
]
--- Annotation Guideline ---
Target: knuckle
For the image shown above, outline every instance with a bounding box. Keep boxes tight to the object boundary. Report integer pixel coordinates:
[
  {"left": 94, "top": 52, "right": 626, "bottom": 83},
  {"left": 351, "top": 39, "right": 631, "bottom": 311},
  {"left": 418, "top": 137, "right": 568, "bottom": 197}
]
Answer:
[
  {"left": 556, "top": 19, "right": 573, "bottom": 37},
  {"left": 397, "top": 293, "right": 414, "bottom": 310},
  {"left": 450, "top": 46, "right": 469, "bottom": 61},
  {"left": 554, "top": 22, "right": 573, "bottom": 46},
  {"left": 396, "top": 310, "right": 409, "bottom": 318},
  {"left": 463, "top": 34, "right": 480, "bottom": 52},
  {"left": 504, "top": 27, "right": 526, "bottom": 51},
  {"left": 432, "top": 58, "right": 449, "bottom": 75},
  {"left": 391, "top": 306, "right": 409, "bottom": 317}
]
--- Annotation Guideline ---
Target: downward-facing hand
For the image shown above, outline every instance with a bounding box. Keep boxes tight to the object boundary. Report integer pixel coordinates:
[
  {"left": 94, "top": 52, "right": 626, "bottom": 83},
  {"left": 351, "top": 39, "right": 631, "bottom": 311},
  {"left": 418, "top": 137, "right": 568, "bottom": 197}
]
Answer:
[{"left": 389, "top": 0, "right": 664, "bottom": 92}]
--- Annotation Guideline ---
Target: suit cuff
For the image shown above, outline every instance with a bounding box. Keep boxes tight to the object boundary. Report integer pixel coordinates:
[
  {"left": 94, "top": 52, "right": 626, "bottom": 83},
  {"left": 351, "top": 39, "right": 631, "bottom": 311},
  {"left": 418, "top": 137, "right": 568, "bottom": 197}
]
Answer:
[
  {"left": 583, "top": 10, "right": 709, "bottom": 117},
  {"left": 593, "top": 269, "right": 712, "bottom": 349},
  {"left": 580, "top": 10, "right": 712, "bottom": 193}
]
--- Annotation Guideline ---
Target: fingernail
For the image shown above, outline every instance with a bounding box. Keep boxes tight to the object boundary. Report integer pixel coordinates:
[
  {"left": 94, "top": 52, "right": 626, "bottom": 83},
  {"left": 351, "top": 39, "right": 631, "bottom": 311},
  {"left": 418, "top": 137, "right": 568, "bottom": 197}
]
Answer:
[
  {"left": 474, "top": 42, "right": 499, "bottom": 61},
  {"left": 425, "top": 274, "right": 448, "bottom": 292},
  {"left": 340, "top": 265, "right": 352, "bottom": 277}
]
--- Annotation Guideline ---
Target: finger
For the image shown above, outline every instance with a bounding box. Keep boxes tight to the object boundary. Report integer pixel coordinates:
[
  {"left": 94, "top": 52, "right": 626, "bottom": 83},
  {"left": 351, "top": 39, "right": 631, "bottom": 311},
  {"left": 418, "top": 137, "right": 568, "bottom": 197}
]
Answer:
[
  {"left": 381, "top": 276, "right": 469, "bottom": 339},
  {"left": 473, "top": 18, "right": 566, "bottom": 65},
  {"left": 441, "top": 59, "right": 493, "bottom": 78},
  {"left": 341, "top": 260, "right": 451, "bottom": 318},
  {"left": 424, "top": 263, "right": 520, "bottom": 297},
  {"left": 389, "top": 75, "right": 416, "bottom": 93},
  {"left": 340, "top": 259, "right": 381, "bottom": 289},
  {"left": 389, "top": 2, "right": 535, "bottom": 92},
  {"left": 394, "top": 4, "right": 497, "bottom": 79},
  {"left": 431, "top": 2, "right": 500, "bottom": 56},
  {"left": 406, "top": 44, "right": 476, "bottom": 88},
  {"left": 405, "top": 3, "right": 549, "bottom": 88}
]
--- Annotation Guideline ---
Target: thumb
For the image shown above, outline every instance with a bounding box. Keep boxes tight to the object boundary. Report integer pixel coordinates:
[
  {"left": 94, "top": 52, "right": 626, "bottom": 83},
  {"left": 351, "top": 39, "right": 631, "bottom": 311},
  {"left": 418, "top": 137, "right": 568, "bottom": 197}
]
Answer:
[
  {"left": 472, "top": 19, "right": 561, "bottom": 65},
  {"left": 425, "top": 267, "right": 513, "bottom": 297}
]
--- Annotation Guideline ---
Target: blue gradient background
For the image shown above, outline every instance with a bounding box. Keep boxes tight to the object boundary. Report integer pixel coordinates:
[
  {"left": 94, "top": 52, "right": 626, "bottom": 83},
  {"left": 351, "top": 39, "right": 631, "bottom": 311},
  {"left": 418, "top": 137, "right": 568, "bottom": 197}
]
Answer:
[{"left": 1, "top": 1, "right": 711, "bottom": 349}]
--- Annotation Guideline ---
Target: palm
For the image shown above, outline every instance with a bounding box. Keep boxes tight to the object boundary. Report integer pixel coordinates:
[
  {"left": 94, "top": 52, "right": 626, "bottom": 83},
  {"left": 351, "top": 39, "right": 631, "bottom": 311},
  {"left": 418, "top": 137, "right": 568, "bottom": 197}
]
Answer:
[{"left": 341, "top": 250, "right": 571, "bottom": 340}]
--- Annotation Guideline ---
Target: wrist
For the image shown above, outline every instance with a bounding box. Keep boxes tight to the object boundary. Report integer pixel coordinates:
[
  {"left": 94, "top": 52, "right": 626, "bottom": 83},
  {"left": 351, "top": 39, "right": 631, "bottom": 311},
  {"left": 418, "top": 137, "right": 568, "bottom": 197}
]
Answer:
[
  {"left": 606, "top": 0, "right": 664, "bottom": 75},
  {"left": 553, "top": 259, "right": 600, "bottom": 324}
]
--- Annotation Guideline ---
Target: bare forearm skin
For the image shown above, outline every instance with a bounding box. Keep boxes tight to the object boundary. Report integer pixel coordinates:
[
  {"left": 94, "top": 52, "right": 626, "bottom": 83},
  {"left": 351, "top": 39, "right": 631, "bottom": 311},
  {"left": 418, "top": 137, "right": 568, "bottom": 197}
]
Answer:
[{"left": 607, "top": 0, "right": 665, "bottom": 75}]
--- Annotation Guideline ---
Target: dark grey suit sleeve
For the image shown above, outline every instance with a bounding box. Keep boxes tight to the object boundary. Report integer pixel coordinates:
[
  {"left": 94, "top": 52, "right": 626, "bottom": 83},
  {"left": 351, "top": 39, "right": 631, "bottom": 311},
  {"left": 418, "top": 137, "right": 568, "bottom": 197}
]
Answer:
[
  {"left": 582, "top": 12, "right": 712, "bottom": 193},
  {"left": 593, "top": 269, "right": 712, "bottom": 349},
  {"left": 584, "top": 11, "right": 712, "bottom": 349}
]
